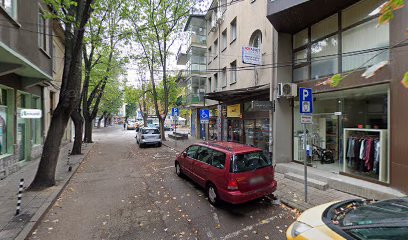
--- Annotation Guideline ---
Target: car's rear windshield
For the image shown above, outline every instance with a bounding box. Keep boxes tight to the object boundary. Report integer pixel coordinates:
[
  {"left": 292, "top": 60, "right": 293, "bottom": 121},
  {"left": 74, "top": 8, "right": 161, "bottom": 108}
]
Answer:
[
  {"left": 230, "top": 151, "right": 272, "bottom": 173},
  {"left": 142, "top": 129, "right": 160, "bottom": 134}
]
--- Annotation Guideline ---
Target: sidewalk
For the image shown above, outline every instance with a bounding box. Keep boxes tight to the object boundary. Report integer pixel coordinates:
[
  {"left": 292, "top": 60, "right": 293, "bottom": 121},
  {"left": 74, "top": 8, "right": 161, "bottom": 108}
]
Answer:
[
  {"left": 162, "top": 135, "right": 358, "bottom": 212},
  {"left": 0, "top": 142, "right": 93, "bottom": 240}
]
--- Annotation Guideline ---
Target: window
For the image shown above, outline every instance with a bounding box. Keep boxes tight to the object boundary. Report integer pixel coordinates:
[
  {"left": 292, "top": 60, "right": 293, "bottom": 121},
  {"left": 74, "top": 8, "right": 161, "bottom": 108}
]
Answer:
[
  {"left": 196, "top": 147, "right": 213, "bottom": 164},
  {"left": 292, "top": 0, "right": 389, "bottom": 83},
  {"left": 187, "top": 145, "right": 200, "bottom": 159},
  {"left": 249, "top": 30, "right": 262, "bottom": 48},
  {"left": 211, "top": 151, "right": 226, "bottom": 169},
  {"left": 38, "top": 10, "right": 49, "bottom": 53},
  {"left": 222, "top": 67, "right": 227, "bottom": 88},
  {"left": 342, "top": 18, "right": 389, "bottom": 72},
  {"left": 221, "top": 29, "right": 227, "bottom": 51},
  {"left": 0, "top": 89, "right": 7, "bottom": 155},
  {"left": 231, "top": 151, "right": 272, "bottom": 173},
  {"left": 311, "top": 35, "right": 338, "bottom": 79},
  {"left": 230, "top": 60, "right": 237, "bottom": 84},
  {"left": 208, "top": 46, "right": 212, "bottom": 64},
  {"left": 16, "top": 92, "right": 26, "bottom": 108},
  {"left": 1, "top": 0, "right": 16, "bottom": 18},
  {"left": 214, "top": 73, "right": 218, "bottom": 92},
  {"left": 214, "top": 39, "right": 218, "bottom": 59},
  {"left": 230, "top": 18, "right": 237, "bottom": 43},
  {"left": 208, "top": 77, "right": 212, "bottom": 93}
]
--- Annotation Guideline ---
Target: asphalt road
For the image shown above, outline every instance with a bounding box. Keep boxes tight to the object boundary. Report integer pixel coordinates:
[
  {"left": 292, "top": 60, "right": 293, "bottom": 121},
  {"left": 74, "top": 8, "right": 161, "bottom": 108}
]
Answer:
[{"left": 30, "top": 126, "right": 297, "bottom": 240}]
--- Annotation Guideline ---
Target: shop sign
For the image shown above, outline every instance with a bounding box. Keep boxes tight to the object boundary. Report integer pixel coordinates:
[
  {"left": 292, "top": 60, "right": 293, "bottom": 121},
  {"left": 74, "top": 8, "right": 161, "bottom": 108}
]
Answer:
[
  {"left": 251, "top": 101, "right": 273, "bottom": 111},
  {"left": 300, "top": 115, "right": 313, "bottom": 124},
  {"left": 242, "top": 46, "right": 261, "bottom": 65},
  {"left": 227, "top": 104, "right": 240, "bottom": 118},
  {"left": 20, "top": 109, "right": 42, "bottom": 119}
]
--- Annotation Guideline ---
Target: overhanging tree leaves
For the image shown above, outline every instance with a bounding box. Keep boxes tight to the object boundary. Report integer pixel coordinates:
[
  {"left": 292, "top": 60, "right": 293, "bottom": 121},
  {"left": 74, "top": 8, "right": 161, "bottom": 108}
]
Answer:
[{"left": 30, "top": 0, "right": 94, "bottom": 190}]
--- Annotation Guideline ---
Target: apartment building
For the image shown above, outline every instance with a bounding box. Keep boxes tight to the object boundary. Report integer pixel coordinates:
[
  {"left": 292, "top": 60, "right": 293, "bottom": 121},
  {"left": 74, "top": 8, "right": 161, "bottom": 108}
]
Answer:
[
  {"left": 0, "top": 1, "right": 70, "bottom": 179},
  {"left": 203, "top": 0, "right": 275, "bottom": 152},
  {"left": 267, "top": 0, "right": 408, "bottom": 194},
  {"left": 177, "top": 14, "right": 208, "bottom": 139}
]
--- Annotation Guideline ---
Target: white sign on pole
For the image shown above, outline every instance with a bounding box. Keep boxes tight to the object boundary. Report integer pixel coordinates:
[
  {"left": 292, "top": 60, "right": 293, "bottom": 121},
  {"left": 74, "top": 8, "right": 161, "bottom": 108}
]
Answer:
[
  {"left": 20, "top": 109, "right": 42, "bottom": 119},
  {"left": 242, "top": 46, "right": 261, "bottom": 65},
  {"left": 300, "top": 115, "right": 313, "bottom": 124}
]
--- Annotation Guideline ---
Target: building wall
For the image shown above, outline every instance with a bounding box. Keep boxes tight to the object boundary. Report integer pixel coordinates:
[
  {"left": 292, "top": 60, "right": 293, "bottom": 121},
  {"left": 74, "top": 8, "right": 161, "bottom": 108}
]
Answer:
[
  {"left": 389, "top": 6, "right": 408, "bottom": 193},
  {"left": 0, "top": 0, "right": 53, "bottom": 76},
  {"left": 272, "top": 33, "right": 293, "bottom": 163},
  {"left": 206, "top": 0, "right": 273, "bottom": 92}
]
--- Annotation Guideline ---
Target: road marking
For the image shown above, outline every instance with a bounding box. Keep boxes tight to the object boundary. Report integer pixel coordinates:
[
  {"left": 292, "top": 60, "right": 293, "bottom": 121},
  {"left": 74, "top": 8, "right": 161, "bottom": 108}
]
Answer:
[{"left": 220, "top": 215, "right": 280, "bottom": 240}]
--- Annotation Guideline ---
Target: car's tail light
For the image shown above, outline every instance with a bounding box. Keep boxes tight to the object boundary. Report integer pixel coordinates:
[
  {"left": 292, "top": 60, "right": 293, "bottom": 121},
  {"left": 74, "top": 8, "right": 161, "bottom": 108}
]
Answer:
[{"left": 227, "top": 180, "right": 238, "bottom": 191}]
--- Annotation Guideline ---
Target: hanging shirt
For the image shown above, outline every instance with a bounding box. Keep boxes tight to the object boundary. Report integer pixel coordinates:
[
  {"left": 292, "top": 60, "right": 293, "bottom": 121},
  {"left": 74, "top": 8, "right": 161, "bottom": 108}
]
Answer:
[
  {"left": 347, "top": 137, "right": 355, "bottom": 158},
  {"left": 364, "top": 138, "right": 374, "bottom": 171},
  {"left": 373, "top": 140, "right": 380, "bottom": 173},
  {"left": 359, "top": 139, "right": 365, "bottom": 160}
]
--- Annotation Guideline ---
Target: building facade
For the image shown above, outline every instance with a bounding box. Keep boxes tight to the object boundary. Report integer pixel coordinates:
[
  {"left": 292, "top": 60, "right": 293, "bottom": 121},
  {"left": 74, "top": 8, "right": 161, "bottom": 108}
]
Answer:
[
  {"left": 0, "top": 1, "right": 67, "bottom": 178},
  {"left": 203, "top": 0, "right": 275, "bottom": 153},
  {"left": 267, "top": 0, "right": 408, "bottom": 193}
]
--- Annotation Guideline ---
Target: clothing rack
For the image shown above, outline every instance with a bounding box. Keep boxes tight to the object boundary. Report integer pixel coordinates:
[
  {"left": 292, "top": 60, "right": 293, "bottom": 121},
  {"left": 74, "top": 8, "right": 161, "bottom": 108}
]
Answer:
[{"left": 343, "top": 128, "right": 388, "bottom": 183}]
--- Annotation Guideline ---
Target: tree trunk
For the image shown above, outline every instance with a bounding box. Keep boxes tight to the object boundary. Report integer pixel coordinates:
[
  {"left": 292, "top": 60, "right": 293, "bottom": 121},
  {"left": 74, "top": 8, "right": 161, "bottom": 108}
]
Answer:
[
  {"left": 97, "top": 115, "right": 104, "bottom": 128},
  {"left": 30, "top": 109, "right": 70, "bottom": 189},
  {"left": 159, "top": 117, "right": 165, "bottom": 140},
  {"left": 84, "top": 118, "right": 93, "bottom": 143},
  {"left": 29, "top": 0, "right": 93, "bottom": 190},
  {"left": 70, "top": 109, "right": 83, "bottom": 155}
]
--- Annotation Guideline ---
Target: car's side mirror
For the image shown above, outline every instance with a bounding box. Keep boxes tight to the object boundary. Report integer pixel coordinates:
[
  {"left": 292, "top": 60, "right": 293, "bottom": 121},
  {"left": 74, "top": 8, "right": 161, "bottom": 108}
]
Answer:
[{"left": 182, "top": 152, "right": 187, "bottom": 158}]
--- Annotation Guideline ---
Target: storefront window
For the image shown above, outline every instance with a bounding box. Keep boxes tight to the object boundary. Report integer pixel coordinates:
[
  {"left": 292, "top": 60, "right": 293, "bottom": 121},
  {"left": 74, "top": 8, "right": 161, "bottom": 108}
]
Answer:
[
  {"left": 0, "top": 106, "right": 7, "bottom": 155},
  {"left": 227, "top": 119, "right": 240, "bottom": 143},
  {"left": 293, "top": 85, "right": 389, "bottom": 182},
  {"left": 209, "top": 109, "right": 218, "bottom": 140}
]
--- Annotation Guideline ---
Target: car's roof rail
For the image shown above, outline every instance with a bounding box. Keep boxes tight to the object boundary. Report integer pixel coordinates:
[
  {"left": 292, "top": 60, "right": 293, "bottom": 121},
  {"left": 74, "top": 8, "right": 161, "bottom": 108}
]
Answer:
[{"left": 202, "top": 142, "right": 233, "bottom": 152}]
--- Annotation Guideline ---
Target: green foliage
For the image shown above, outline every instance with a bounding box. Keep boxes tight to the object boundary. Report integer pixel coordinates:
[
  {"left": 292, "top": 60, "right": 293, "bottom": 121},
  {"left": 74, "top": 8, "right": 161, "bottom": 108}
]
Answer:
[
  {"left": 330, "top": 74, "right": 344, "bottom": 87},
  {"left": 378, "top": 0, "right": 405, "bottom": 24},
  {"left": 402, "top": 72, "right": 408, "bottom": 88}
]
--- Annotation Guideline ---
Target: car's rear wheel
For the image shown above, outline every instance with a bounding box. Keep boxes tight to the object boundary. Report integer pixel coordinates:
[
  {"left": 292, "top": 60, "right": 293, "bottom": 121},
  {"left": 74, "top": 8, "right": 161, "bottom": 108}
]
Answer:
[
  {"left": 139, "top": 143, "right": 144, "bottom": 148},
  {"left": 175, "top": 162, "right": 183, "bottom": 177},
  {"left": 157, "top": 142, "right": 162, "bottom": 147},
  {"left": 207, "top": 184, "right": 219, "bottom": 206}
]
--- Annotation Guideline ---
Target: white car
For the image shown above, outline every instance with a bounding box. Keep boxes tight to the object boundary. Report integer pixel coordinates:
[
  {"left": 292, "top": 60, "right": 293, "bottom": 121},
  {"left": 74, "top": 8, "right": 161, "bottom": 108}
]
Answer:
[{"left": 136, "top": 127, "right": 162, "bottom": 148}]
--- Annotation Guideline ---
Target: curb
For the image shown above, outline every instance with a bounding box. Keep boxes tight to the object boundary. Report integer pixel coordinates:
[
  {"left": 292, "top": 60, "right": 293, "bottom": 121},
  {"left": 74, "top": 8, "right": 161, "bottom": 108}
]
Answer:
[{"left": 15, "top": 144, "right": 94, "bottom": 240}]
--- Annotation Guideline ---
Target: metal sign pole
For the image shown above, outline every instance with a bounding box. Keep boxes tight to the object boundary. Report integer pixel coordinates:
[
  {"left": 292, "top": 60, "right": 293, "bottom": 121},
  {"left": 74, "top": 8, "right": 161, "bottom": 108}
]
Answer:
[{"left": 303, "top": 122, "right": 308, "bottom": 203}]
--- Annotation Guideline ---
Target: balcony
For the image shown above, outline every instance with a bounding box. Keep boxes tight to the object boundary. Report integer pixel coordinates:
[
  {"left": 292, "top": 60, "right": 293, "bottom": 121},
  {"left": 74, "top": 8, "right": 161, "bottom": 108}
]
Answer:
[
  {"left": 188, "top": 33, "right": 206, "bottom": 46},
  {"left": 186, "top": 93, "right": 205, "bottom": 106}
]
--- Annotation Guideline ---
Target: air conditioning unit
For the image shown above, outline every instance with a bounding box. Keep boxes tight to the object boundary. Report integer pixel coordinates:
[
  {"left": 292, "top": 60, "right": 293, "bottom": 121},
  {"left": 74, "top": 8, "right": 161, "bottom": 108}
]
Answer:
[
  {"left": 216, "top": 11, "right": 224, "bottom": 24},
  {"left": 277, "top": 83, "right": 297, "bottom": 98}
]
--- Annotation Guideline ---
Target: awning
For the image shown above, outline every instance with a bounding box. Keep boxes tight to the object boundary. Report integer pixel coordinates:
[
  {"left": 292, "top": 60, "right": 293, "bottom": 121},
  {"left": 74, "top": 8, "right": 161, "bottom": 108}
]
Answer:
[
  {"left": 0, "top": 41, "right": 53, "bottom": 81},
  {"left": 205, "top": 84, "right": 270, "bottom": 102},
  {"left": 267, "top": 0, "right": 359, "bottom": 33}
]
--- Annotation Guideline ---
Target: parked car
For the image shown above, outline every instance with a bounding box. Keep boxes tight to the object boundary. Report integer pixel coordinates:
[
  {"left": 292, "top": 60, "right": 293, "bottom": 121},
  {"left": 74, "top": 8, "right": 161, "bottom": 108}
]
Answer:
[
  {"left": 174, "top": 142, "right": 277, "bottom": 206},
  {"left": 127, "top": 120, "right": 136, "bottom": 130},
  {"left": 286, "top": 197, "right": 408, "bottom": 240},
  {"left": 136, "top": 127, "right": 162, "bottom": 148},
  {"left": 164, "top": 125, "right": 174, "bottom": 131}
]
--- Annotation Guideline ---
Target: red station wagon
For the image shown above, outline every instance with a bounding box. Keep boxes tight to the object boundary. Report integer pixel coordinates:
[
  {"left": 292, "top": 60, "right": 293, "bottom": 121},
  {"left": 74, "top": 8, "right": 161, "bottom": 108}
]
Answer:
[{"left": 175, "top": 142, "right": 277, "bottom": 206}]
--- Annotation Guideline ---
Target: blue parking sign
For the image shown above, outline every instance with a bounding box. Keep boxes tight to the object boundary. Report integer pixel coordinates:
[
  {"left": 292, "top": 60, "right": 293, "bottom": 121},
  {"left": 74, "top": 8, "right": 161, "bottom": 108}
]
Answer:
[
  {"left": 172, "top": 108, "right": 179, "bottom": 117},
  {"left": 200, "top": 109, "right": 210, "bottom": 123},
  {"left": 299, "top": 88, "right": 313, "bottom": 114}
]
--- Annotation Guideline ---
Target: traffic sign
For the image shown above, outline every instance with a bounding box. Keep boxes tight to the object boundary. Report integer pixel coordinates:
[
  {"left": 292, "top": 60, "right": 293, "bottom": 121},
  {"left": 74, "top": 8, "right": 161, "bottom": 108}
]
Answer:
[
  {"left": 172, "top": 107, "right": 179, "bottom": 117},
  {"left": 200, "top": 109, "right": 210, "bottom": 124},
  {"left": 299, "top": 88, "right": 313, "bottom": 114},
  {"left": 300, "top": 115, "right": 313, "bottom": 124}
]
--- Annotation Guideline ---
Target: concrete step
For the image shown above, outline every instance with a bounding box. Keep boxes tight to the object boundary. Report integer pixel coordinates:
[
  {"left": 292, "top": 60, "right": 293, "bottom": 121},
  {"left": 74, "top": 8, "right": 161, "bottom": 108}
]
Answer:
[
  {"left": 284, "top": 172, "right": 329, "bottom": 191},
  {"left": 277, "top": 163, "right": 406, "bottom": 200}
]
